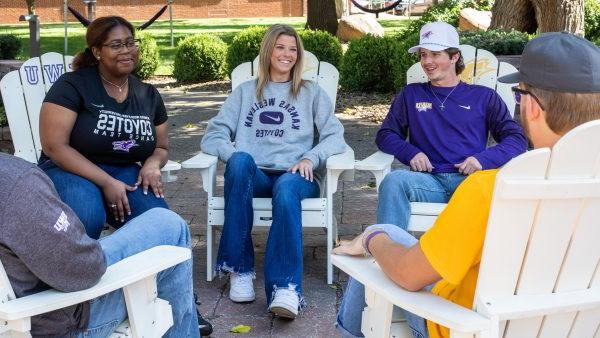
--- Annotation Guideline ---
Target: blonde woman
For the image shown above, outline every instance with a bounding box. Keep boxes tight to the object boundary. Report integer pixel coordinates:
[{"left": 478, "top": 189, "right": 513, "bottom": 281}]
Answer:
[{"left": 201, "top": 24, "right": 346, "bottom": 318}]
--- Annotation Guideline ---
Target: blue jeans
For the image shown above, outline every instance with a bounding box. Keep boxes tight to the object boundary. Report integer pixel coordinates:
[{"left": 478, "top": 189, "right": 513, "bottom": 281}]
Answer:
[
  {"left": 40, "top": 160, "right": 169, "bottom": 239},
  {"left": 336, "top": 226, "right": 431, "bottom": 338},
  {"left": 377, "top": 170, "right": 466, "bottom": 230},
  {"left": 76, "top": 208, "right": 199, "bottom": 338},
  {"left": 217, "top": 152, "right": 320, "bottom": 306}
]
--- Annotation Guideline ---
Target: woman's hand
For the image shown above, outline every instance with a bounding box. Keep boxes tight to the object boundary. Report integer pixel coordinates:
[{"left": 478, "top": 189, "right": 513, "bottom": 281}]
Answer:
[
  {"left": 101, "top": 178, "right": 138, "bottom": 223},
  {"left": 333, "top": 233, "right": 367, "bottom": 256},
  {"left": 289, "top": 159, "right": 314, "bottom": 182},
  {"left": 137, "top": 160, "right": 164, "bottom": 198}
]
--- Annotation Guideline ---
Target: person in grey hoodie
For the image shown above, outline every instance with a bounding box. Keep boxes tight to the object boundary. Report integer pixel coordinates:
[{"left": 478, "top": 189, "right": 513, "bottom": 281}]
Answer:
[
  {"left": 0, "top": 153, "right": 202, "bottom": 337},
  {"left": 201, "top": 24, "right": 346, "bottom": 319}
]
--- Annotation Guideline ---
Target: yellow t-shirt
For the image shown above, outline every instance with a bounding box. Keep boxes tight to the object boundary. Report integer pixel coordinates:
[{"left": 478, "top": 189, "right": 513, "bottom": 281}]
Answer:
[{"left": 420, "top": 169, "right": 498, "bottom": 338}]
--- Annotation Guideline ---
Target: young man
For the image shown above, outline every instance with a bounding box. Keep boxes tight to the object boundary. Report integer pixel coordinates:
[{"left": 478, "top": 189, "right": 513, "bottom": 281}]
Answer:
[
  {"left": 376, "top": 21, "right": 527, "bottom": 230},
  {"left": 0, "top": 153, "right": 212, "bottom": 337},
  {"left": 335, "top": 32, "right": 600, "bottom": 338}
]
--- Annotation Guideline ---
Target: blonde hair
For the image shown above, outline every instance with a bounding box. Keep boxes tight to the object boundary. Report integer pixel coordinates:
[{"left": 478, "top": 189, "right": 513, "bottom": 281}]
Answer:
[
  {"left": 256, "top": 24, "right": 305, "bottom": 101},
  {"left": 525, "top": 83, "right": 600, "bottom": 135}
]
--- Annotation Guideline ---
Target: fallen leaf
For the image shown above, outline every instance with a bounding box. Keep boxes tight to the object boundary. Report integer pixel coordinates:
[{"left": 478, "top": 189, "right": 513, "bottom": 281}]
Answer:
[{"left": 230, "top": 325, "right": 252, "bottom": 333}]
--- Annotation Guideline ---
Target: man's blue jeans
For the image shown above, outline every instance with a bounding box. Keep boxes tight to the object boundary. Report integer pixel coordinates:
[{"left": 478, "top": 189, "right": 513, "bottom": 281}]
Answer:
[
  {"left": 377, "top": 170, "right": 466, "bottom": 229},
  {"left": 76, "top": 208, "right": 199, "bottom": 338},
  {"left": 336, "top": 226, "right": 431, "bottom": 338},
  {"left": 40, "top": 160, "right": 169, "bottom": 239},
  {"left": 217, "top": 152, "right": 320, "bottom": 306}
]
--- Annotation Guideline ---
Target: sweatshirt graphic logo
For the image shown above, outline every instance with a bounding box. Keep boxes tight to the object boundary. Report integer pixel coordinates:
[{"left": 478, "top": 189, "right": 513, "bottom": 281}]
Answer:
[
  {"left": 416, "top": 102, "right": 433, "bottom": 112},
  {"left": 260, "top": 111, "right": 284, "bottom": 125},
  {"left": 112, "top": 140, "right": 139, "bottom": 152},
  {"left": 53, "top": 211, "right": 70, "bottom": 232}
]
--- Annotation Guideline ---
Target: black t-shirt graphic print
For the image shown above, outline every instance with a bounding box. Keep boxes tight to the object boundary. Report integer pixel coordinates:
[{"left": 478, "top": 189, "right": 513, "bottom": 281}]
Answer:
[{"left": 43, "top": 67, "right": 167, "bottom": 165}]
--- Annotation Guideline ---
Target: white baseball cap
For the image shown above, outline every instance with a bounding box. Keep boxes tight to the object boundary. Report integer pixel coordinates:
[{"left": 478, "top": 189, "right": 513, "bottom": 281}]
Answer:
[{"left": 408, "top": 21, "right": 460, "bottom": 53}]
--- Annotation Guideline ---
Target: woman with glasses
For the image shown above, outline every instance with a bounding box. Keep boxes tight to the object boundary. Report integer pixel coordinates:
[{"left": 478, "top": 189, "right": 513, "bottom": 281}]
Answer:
[{"left": 38, "top": 16, "right": 170, "bottom": 240}]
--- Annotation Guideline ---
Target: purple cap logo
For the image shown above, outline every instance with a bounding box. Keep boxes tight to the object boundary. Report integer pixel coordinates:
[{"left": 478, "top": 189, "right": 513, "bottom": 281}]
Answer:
[{"left": 422, "top": 31, "right": 433, "bottom": 39}]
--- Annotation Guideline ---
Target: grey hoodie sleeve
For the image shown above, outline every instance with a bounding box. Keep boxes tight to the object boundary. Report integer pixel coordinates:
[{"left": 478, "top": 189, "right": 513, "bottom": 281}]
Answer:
[
  {"left": 301, "top": 85, "right": 347, "bottom": 168},
  {"left": 200, "top": 86, "right": 243, "bottom": 163},
  {"left": 4, "top": 168, "right": 107, "bottom": 292}
]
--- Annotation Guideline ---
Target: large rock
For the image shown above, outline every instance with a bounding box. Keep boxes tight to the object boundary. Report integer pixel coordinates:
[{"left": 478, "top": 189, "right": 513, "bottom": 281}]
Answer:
[
  {"left": 337, "top": 14, "right": 385, "bottom": 42},
  {"left": 459, "top": 8, "right": 491, "bottom": 31}
]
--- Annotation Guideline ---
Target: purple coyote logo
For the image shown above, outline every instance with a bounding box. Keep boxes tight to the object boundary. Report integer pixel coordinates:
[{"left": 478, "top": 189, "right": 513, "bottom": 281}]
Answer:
[
  {"left": 422, "top": 31, "right": 433, "bottom": 39},
  {"left": 112, "top": 140, "right": 139, "bottom": 152}
]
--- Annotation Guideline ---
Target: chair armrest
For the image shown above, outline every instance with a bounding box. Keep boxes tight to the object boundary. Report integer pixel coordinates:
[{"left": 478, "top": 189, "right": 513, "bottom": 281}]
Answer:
[
  {"left": 181, "top": 152, "right": 218, "bottom": 169},
  {"left": 161, "top": 160, "right": 181, "bottom": 172},
  {"left": 410, "top": 202, "right": 447, "bottom": 216},
  {"left": 354, "top": 151, "right": 394, "bottom": 171},
  {"left": 326, "top": 146, "right": 355, "bottom": 170},
  {"left": 0, "top": 246, "right": 191, "bottom": 321},
  {"left": 332, "top": 255, "right": 491, "bottom": 334}
]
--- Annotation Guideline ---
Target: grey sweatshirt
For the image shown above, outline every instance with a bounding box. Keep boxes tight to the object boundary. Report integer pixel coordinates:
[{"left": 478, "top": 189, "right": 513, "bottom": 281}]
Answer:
[
  {"left": 0, "top": 153, "right": 106, "bottom": 336},
  {"left": 201, "top": 80, "right": 346, "bottom": 170}
]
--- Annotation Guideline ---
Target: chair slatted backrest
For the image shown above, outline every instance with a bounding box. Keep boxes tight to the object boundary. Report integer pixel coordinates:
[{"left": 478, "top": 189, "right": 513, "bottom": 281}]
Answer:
[
  {"left": 0, "top": 52, "right": 73, "bottom": 163},
  {"left": 406, "top": 44, "right": 518, "bottom": 116},
  {"left": 231, "top": 51, "right": 339, "bottom": 108},
  {"left": 474, "top": 120, "right": 600, "bottom": 336}
]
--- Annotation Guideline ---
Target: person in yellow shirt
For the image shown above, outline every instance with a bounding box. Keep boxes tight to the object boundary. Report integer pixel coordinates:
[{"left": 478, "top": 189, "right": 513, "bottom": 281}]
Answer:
[{"left": 334, "top": 32, "right": 600, "bottom": 338}]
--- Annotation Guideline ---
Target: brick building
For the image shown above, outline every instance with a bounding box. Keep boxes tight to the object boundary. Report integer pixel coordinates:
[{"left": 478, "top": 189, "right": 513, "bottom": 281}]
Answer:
[{"left": 0, "top": 0, "right": 306, "bottom": 24}]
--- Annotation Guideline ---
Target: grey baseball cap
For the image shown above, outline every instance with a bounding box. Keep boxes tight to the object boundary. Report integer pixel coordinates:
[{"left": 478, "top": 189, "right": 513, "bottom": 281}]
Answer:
[{"left": 498, "top": 32, "right": 600, "bottom": 92}]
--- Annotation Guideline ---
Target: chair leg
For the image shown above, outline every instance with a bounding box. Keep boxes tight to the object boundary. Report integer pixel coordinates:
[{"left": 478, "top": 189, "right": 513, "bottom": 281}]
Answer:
[
  {"left": 327, "top": 227, "right": 333, "bottom": 285},
  {"left": 361, "top": 287, "right": 393, "bottom": 338},
  {"left": 327, "top": 193, "right": 335, "bottom": 285},
  {"left": 206, "top": 224, "right": 217, "bottom": 282}
]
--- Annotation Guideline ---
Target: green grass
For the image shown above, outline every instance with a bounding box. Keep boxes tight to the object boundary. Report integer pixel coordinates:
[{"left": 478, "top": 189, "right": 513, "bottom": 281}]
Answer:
[{"left": 1, "top": 16, "right": 412, "bottom": 76}]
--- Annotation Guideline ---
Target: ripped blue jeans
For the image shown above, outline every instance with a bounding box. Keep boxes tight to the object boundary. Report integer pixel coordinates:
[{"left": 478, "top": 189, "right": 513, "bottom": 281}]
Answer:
[{"left": 217, "top": 152, "right": 320, "bottom": 308}]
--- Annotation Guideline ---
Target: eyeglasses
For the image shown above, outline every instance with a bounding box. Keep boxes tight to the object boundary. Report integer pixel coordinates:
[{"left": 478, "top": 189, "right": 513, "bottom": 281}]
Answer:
[
  {"left": 511, "top": 86, "right": 545, "bottom": 110},
  {"left": 102, "top": 39, "right": 140, "bottom": 51}
]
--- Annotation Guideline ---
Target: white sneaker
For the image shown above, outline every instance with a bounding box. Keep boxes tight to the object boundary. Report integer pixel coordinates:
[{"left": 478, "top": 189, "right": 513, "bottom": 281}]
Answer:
[
  {"left": 229, "top": 273, "right": 255, "bottom": 302},
  {"left": 269, "top": 288, "right": 299, "bottom": 319}
]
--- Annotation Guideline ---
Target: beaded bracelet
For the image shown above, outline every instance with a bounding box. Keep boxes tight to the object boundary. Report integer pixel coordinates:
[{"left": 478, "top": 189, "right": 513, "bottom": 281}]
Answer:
[{"left": 362, "top": 230, "right": 387, "bottom": 256}]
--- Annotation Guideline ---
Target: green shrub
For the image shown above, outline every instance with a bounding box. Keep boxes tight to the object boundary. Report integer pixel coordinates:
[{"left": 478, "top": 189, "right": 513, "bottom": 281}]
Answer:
[
  {"left": 460, "top": 29, "right": 531, "bottom": 55},
  {"left": 134, "top": 31, "right": 160, "bottom": 80},
  {"left": 299, "top": 29, "right": 343, "bottom": 68},
  {"left": 392, "top": 31, "right": 420, "bottom": 89},
  {"left": 0, "top": 34, "right": 22, "bottom": 60},
  {"left": 173, "top": 33, "right": 228, "bottom": 83},
  {"left": 226, "top": 26, "right": 267, "bottom": 75},
  {"left": 585, "top": 0, "right": 600, "bottom": 41},
  {"left": 340, "top": 35, "right": 402, "bottom": 92}
]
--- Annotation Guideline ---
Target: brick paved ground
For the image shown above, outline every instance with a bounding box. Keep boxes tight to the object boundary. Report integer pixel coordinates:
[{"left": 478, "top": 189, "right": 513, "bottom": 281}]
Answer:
[{"left": 161, "top": 87, "right": 397, "bottom": 337}]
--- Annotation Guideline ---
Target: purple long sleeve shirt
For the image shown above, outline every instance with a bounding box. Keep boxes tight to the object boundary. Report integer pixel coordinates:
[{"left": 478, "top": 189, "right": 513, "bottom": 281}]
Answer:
[{"left": 376, "top": 82, "right": 527, "bottom": 173}]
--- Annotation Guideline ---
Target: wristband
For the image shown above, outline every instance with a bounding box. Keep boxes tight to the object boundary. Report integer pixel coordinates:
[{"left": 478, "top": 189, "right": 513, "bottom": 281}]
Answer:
[{"left": 363, "top": 230, "right": 387, "bottom": 256}]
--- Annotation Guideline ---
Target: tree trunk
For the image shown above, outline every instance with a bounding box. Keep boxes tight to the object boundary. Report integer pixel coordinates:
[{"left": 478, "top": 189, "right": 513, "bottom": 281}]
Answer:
[
  {"left": 532, "top": 0, "right": 584, "bottom": 34},
  {"left": 25, "top": 0, "right": 35, "bottom": 15},
  {"left": 306, "top": 0, "right": 339, "bottom": 35},
  {"left": 490, "top": 0, "right": 584, "bottom": 34},
  {"left": 490, "top": 0, "right": 538, "bottom": 33}
]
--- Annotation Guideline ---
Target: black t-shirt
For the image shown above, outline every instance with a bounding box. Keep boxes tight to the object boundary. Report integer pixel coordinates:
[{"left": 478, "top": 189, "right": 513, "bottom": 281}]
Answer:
[{"left": 43, "top": 67, "right": 168, "bottom": 165}]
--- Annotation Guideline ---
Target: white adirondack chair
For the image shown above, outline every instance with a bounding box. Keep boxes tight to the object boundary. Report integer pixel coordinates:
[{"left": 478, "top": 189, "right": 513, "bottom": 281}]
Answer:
[
  {"left": 0, "top": 245, "right": 191, "bottom": 337},
  {"left": 0, "top": 52, "right": 180, "bottom": 181},
  {"left": 182, "top": 51, "right": 355, "bottom": 285},
  {"left": 354, "top": 45, "right": 519, "bottom": 232},
  {"left": 333, "top": 119, "right": 600, "bottom": 337}
]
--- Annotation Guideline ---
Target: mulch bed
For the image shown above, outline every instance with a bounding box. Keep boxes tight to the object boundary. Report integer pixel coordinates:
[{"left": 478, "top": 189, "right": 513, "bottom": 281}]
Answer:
[{"left": 147, "top": 76, "right": 394, "bottom": 124}]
